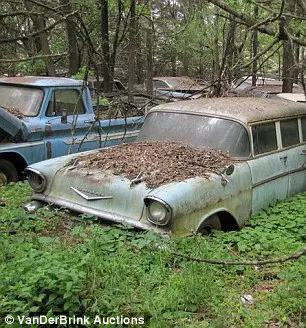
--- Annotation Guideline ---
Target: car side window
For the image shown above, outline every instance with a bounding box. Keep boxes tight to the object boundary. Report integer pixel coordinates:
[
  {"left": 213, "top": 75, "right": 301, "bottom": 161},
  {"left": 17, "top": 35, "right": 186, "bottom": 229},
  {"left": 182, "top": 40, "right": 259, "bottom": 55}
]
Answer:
[
  {"left": 301, "top": 117, "right": 306, "bottom": 141},
  {"left": 153, "top": 80, "right": 169, "bottom": 89},
  {"left": 280, "top": 119, "right": 299, "bottom": 147},
  {"left": 46, "top": 90, "right": 85, "bottom": 117},
  {"left": 252, "top": 122, "right": 277, "bottom": 155}
]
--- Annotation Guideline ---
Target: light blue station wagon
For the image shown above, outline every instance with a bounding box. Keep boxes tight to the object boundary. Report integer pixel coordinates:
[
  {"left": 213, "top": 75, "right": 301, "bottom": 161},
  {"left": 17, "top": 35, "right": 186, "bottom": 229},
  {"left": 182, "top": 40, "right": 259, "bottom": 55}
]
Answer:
[{"left": 25, "top": 97, "right": 306, "bottom": 236}]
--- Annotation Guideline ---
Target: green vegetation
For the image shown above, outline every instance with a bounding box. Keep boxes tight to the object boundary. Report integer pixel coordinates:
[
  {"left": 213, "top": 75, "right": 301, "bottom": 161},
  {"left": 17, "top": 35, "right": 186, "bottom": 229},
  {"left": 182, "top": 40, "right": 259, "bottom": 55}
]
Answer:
[{"left": 0, "top": 183, "right": 305, "bottom": 327}]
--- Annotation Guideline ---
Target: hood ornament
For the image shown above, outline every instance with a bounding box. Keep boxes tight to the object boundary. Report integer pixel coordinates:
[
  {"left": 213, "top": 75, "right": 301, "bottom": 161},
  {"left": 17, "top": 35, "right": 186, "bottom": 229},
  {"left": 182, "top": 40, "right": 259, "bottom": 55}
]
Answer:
[{"left": 71, "top": 186, "right": 113, "bottom": 201}]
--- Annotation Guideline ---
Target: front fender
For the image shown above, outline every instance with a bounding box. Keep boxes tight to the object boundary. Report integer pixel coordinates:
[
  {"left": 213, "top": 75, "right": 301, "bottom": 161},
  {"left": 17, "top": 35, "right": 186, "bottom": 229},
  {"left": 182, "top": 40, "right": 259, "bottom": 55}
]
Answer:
[{"left": 146, "top": 162, "right": 252, "bottom": 235}]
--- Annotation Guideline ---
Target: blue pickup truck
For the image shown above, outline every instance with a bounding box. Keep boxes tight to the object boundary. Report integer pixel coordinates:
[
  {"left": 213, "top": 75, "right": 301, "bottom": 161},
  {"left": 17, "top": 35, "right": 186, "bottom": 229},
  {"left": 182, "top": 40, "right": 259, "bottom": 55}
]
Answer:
[{"left": 0, "top": 76, "right": 143, "bottom": 185}]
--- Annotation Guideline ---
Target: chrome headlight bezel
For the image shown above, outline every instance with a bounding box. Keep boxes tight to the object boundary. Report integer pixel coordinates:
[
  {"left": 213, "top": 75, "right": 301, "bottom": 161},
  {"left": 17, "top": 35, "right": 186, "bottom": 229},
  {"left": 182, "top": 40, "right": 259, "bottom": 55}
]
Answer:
[
  {"left": 26, "top": 168, "right": 47, "bottom": 193},
  {"left": 144, "top": 197, "right": 172, "bottom": 226}
]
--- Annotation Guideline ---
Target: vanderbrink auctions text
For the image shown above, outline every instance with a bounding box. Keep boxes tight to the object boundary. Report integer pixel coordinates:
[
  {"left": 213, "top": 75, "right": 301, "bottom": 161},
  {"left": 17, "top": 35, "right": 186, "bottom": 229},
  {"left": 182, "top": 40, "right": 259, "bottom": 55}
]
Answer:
[{"left": 4, "top": 314, "right": 145, "bottom": 325}]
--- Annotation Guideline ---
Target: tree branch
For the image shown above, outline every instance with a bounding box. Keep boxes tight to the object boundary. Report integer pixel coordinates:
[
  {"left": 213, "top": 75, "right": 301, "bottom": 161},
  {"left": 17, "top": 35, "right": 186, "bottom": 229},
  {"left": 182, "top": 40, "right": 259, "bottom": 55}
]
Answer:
[
  {"left": 0, "top": 11, "right": 78, "bottom": 44},
  {"left": 172, "top": 247, "right": 306, "bottom": 266},
  {"left": 0, "top": 11, "right": 43, "bottom": 18},
  {"left": 207, "top": 0, "right": 306, "bottom": 47},
  {"left": 0, "top": 52, "right": 67, "bottom": 63},
  {"left": 240, "top": 37, "right": 280, "bottom": 69}
]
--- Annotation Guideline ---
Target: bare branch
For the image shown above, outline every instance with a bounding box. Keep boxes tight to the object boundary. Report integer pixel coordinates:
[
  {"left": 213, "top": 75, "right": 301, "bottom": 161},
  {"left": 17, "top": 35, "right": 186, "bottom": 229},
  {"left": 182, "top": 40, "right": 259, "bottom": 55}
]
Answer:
[
  {"left": 172, "top": 247, "right": 306, "bottom": 266},
  {"left": 0, "top": 11, "right": 78, "bottom": 44},
  {"left": 240, "top": 37, "right": 280, "bottom": 69},
  {"left": 0, "top": 52, "right": 67, "bottom": 63},
  {"left": 207, "top": 0, "right": 306, "bottom": 47},
  {"left": 0, "top": 11, "right": 43, "bottom": 18}
]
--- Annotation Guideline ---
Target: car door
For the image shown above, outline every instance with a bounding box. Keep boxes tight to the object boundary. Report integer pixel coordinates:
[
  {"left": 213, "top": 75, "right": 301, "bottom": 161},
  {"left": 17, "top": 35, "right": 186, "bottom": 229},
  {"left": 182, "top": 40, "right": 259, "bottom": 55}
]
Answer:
[
  {"left": 247, "top": 121, "right": 289, "bottom": 214},
  {"left": 282, "top": 117, "right": 306, "bottom": 196},
  {"left": 42, "top": 88, "right": 100, "bottom": 158}
]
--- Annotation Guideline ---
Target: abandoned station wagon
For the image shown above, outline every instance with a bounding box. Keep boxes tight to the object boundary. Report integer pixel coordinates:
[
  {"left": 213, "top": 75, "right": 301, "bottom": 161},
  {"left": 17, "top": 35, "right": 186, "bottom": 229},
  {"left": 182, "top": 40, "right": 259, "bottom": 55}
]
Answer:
[{"left": 25, "top": 97, "right": 306, "bottom": 236}]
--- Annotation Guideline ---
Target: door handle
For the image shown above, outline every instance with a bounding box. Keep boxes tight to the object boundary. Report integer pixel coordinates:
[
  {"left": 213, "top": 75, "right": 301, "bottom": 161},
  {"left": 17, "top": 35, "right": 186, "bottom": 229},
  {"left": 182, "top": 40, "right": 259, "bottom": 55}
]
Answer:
[{"left": 84, "top": 120, "right": 95, "bottom": 124}]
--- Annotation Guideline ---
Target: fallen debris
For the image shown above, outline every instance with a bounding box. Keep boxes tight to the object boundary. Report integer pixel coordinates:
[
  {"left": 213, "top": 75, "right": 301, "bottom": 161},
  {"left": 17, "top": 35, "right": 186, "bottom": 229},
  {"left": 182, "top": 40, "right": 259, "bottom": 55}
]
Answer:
[
  {"left": 73, "top": 141, "right": 232, "bottom": 187},
  {"left": 4, "top": 107, "right": 25, "bottom": 119}
]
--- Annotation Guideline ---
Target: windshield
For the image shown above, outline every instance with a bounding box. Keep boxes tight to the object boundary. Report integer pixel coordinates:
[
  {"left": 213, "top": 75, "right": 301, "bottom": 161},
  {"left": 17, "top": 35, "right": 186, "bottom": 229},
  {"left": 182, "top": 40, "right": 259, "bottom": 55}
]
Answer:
[
  {"left": 137, "top": 111, "right": 250, "bottom": 158},
  {"left": 0, "top": 85, "right": 43, "bottom": 116}
]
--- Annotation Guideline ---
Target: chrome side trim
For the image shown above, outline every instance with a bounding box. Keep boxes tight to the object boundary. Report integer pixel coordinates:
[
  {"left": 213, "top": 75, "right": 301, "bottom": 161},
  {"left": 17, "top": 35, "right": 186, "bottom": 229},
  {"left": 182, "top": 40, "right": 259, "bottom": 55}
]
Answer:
[
  {"left": 0, "top": 141, "right": 44, "bottom": 151},
  {"left": 252, "top": 165, "right": 306, "bottom": 188},
  {"left": 31, "top": 194, "right": 165, "bottom": 233},
  {"left": 63, "top": 131, "right": 139, "bottom": 145}
]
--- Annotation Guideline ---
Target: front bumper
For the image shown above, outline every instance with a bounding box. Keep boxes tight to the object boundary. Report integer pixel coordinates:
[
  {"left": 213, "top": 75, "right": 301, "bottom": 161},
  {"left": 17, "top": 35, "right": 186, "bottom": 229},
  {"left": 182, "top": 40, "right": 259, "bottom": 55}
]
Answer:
[{"left": 25, "top": 194, "right": 167, "bottom": 234}]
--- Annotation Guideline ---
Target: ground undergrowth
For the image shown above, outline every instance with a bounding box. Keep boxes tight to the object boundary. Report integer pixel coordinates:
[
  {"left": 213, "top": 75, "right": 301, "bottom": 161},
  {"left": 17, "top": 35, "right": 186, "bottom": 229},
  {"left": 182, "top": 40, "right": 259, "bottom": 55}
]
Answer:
[{"left": 0, "top": 182, "right": 305, "bottom": 327}]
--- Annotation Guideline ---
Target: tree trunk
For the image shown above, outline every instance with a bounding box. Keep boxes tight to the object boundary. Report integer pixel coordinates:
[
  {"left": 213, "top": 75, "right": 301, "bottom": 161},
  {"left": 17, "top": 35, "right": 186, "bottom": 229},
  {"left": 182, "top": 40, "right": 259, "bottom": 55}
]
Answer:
[
  {"left": 128, "top": 0, "right": 136, "bottom": 102},
  {"left": 101, "top": 0, "right": 112, "bottom": 92},
  {"left": 37, "top": 17, "right": 56, "bottom": 76},
  {"left": 212, "top": 10, "right": 220, "bottom": 82},
  {"left": 251, "top": 5, "right": 258, "bottom": 87},
  {"left": 146, "top": 26, "right": 153, "bottom": 95},
  {"left": 282, "top": 41, "right": 294, "bottom": 92},
  {"left": 61, "top": 0, "right": 79, "bottom": 76}
]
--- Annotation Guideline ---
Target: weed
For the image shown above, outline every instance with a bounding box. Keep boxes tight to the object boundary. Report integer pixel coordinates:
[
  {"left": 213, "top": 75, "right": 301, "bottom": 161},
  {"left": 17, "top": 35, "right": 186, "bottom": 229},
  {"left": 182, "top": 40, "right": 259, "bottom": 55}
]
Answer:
[{"left": 0, "top": 183, "right": 305, "bottom": 327}]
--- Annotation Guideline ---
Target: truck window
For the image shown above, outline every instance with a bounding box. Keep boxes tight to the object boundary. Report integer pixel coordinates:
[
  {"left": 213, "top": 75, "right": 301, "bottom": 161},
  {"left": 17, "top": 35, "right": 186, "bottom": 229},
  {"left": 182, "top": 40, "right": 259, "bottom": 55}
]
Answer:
[
  {"left": 252, "top": 122, "right": 277, "bottom": 155},
  {"left": 46, "top": 90, "right": 86, "bottom": 117},
  {"left": 280, "top": 119, "right": 299, "bottom": 147}
]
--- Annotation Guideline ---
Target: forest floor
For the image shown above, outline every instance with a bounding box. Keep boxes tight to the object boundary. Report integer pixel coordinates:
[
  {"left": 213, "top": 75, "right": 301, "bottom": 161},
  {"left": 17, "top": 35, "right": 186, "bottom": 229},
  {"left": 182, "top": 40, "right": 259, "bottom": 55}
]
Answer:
[{"left": 0, "top": 182, "right": 305, "bottom": 328}]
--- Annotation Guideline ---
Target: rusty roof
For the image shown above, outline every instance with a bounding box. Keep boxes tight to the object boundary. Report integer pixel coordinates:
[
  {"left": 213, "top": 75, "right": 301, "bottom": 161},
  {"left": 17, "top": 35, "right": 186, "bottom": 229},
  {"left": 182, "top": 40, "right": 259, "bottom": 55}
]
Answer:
[
  {"left": 151, "top": 97, "right": 306, "bottom": 124},
  {"left": 0, "top": 76, "right": 83, "bottom": 87}
]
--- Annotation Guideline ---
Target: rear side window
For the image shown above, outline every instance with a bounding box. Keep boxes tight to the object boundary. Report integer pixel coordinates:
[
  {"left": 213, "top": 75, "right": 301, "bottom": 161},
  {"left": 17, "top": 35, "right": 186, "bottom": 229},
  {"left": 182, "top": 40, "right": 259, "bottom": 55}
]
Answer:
[
  {"left": 301, "top": 117, "right": 306, "bottom": 141},
  {"left": 280, "top": 119, "right": 299, "bottom": 147},
  {"left": 252, "top": 122, "right": 277, "bottom": 155}
]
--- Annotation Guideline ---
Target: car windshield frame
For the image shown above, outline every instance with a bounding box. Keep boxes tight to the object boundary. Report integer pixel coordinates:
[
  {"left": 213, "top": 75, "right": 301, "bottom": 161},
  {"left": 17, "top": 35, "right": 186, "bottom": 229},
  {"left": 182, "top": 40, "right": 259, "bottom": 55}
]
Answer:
[
  {"left": 137, "top": 111, "right": 251, "bottom": 158},
  {"left": 0, "top": 85, "right": 44, "bottom": 117}
]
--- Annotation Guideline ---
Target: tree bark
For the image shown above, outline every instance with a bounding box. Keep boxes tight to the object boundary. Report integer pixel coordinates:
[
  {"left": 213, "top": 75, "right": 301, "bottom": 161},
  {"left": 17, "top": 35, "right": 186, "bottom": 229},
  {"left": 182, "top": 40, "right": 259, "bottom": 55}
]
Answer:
[
  {"left": 282, "top": 40, "right": 294, "bottom": 92},
  {"left": 128, "top": 0, "right": 136, "bottom": 102},
  {"left": 101, "top": 0, "right": 112, "bottom": 92},
  {"left": 61, "top": 0, "right": 79, "bottom": 76},
  {"left": 251, "top": 5, "right": 258, "bottom": 86},
  {"left": 146, "top": 26, "right": 153, "bottom": 95}
]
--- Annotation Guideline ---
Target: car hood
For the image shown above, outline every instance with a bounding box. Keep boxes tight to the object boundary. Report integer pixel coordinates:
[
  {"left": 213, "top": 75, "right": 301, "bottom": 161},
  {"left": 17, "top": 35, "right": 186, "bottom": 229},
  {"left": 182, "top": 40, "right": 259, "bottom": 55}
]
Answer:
[
  {"left": 45, "top": 166, "right": 151, "bottom": 221},
  {"left": 0, "top": 106, "right": 28, "bottom": 139}
]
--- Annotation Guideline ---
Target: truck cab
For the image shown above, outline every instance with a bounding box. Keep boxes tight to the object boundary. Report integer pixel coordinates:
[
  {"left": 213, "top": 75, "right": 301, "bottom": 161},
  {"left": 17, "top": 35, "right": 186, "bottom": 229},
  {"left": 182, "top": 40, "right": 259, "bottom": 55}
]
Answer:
[{"left": 0, "top": 76, "right": 143, "bottom": 185}]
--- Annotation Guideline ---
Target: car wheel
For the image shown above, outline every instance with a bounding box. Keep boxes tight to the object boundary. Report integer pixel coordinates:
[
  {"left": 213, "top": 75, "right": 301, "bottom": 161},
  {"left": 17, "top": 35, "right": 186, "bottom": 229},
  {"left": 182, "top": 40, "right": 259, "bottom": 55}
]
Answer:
[
  {"left": 198, "top": 214, "right": 222, "bottom": 236},
  {"left": 0, "top": 160, "right": 18, "bottom": 186}
]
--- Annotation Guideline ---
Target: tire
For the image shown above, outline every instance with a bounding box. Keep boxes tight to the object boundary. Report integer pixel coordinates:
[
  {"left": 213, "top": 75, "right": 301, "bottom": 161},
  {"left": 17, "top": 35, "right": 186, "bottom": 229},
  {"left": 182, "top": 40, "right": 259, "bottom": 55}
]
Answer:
[
  {"left": 198, "top": 214, "right": 222, "bottom": 236},
  {"left": 0, "top": 159, "right": 18, "bottom": 186}
]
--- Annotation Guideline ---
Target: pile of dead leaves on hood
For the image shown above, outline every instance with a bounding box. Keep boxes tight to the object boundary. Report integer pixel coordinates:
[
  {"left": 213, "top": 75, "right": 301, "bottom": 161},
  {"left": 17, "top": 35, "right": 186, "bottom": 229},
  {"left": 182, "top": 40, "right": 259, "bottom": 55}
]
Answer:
[{"left": 73, "top": 141, "right": 233, "bottom": 188}]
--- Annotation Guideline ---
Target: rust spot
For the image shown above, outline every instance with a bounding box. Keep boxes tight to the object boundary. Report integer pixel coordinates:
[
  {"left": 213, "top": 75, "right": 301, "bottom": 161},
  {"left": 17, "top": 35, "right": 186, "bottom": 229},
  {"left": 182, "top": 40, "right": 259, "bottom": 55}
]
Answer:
[
  {"left": 45, "top": 124, "right": 53, "bottom": 137},
  {"left": 46, "top": 142, "right": 52, "bottom": 159}
]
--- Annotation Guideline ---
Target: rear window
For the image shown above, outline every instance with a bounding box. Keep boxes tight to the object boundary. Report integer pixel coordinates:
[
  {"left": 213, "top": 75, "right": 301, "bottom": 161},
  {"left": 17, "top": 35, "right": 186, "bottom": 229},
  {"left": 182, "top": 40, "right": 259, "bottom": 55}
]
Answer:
[
  {"left": 280, "top": 119, "right": 300, "bottom": 147},
  {"left": 252, "top": 122, "right": 277, "bottom": 155}
]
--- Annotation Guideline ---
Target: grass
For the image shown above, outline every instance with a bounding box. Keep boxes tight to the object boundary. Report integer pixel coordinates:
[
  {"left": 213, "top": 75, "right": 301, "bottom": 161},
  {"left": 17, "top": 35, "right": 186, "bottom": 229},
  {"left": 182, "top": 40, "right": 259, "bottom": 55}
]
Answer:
[{"left": 0, "top": 182, "right": 305, "bottom": 327}]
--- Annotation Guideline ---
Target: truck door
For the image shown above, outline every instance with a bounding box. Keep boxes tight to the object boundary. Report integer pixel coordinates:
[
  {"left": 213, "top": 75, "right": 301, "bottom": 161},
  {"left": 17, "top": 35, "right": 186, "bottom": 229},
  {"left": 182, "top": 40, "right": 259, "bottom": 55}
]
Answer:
[{"left": 42, "top": 88, "right": 100, "bottom": 158}]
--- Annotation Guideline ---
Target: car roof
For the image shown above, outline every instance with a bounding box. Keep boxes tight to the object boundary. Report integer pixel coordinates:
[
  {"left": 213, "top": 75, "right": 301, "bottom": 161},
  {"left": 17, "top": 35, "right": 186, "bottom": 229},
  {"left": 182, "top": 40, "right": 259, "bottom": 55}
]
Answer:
[
  {"left": 0, "top": 76, "right": 83, "bottom": 87},
  {"left": 153, "top": 76, "right": 202, "bottom": 90},
  {"left": 276, "top": 93, "right": 306, "bottom": 102},
  {"left": 150, "top": 97, "right": 306, "bottom": 124}
]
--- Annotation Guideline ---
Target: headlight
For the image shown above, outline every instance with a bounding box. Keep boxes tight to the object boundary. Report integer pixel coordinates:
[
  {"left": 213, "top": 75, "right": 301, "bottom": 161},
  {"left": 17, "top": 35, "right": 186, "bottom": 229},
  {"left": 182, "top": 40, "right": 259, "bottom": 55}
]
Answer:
[
  {"left": 145, "top": 197, "right": 172, "bottom": 226},
  {"left": 26, "top": 168, "right": 46, "bottom": 192}
]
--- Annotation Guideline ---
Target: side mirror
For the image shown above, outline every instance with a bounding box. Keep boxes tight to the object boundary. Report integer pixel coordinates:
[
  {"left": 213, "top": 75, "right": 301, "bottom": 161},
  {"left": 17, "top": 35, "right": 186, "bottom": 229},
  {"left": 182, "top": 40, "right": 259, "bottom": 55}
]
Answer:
[
  {"left": 61, "top": 109, "right": 68, "bottom": 124},
  {"left": 224, "top": 164, "right": 235, "bottom": 176}
]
